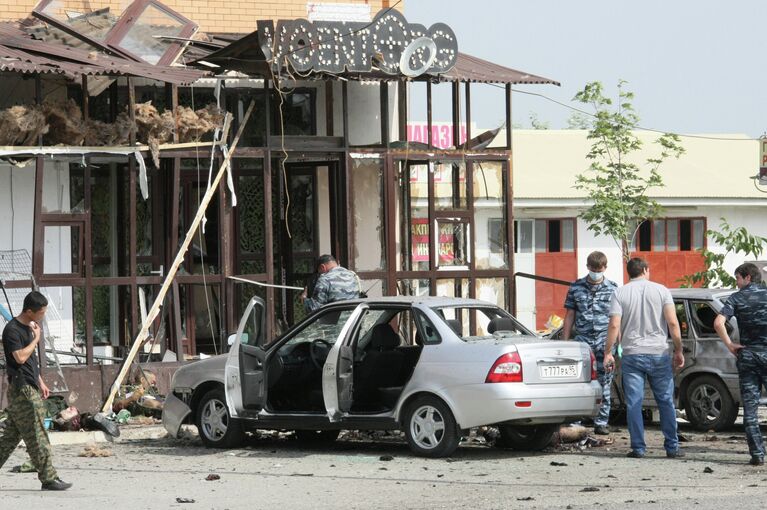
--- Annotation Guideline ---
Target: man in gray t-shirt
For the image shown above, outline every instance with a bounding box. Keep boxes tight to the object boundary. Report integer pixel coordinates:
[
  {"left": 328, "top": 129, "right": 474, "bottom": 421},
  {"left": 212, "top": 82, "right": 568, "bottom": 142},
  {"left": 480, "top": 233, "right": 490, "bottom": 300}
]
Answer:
[{"left": 604, "top": 257, "right": 684, "bottom": 459}]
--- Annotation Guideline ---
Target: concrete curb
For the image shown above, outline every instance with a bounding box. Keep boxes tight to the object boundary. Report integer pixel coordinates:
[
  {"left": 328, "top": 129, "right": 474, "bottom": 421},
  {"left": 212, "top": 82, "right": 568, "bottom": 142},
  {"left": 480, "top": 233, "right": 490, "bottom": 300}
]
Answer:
[{"left": 45, "top": 424, "right": 168, "bottom": 446}]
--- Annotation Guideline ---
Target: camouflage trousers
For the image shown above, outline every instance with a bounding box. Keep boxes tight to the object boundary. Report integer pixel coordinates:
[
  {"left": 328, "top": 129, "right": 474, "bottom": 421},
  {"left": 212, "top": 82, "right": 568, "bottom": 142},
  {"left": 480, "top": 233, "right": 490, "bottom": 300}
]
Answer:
[
  {"left": 0, "top": 383, "right": 58, "bottom": 482},
  {"left": 736, "top": 349, "right": 767, "bottom": 459}
]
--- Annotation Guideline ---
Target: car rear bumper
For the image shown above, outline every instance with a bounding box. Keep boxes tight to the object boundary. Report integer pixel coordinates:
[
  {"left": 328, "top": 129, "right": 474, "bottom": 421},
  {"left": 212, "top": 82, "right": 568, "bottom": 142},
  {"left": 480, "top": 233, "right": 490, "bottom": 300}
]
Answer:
[
  {"left": 162, "top": 393, "right": 192, "bottom": 438},
  {"left": 445, "top": 380, "right": 602, "bottom": 429}
]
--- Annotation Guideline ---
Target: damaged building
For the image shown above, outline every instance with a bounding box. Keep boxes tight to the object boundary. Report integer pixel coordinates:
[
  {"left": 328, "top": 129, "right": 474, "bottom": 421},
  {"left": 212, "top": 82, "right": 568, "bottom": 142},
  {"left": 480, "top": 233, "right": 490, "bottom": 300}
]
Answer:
[{"left": 0, "top": 0, "right": 559, "bottom": 412}]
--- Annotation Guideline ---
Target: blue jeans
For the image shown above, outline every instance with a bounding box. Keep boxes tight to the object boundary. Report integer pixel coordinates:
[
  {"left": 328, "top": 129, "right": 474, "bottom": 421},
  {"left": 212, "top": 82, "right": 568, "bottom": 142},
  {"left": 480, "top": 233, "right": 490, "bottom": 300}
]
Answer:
[
  {"left": 594, "top": 352, "right": 614, "bottom": 427},
  {"left": 621, "top": 354, "right": 678, "bottom": 455}
]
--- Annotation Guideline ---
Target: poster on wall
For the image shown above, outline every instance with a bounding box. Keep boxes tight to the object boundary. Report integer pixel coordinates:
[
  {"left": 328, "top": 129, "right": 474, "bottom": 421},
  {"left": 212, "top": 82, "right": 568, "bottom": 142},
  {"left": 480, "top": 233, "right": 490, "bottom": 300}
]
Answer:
[{"left": 411, "top": 218, "right": 456, "bottom": 264}]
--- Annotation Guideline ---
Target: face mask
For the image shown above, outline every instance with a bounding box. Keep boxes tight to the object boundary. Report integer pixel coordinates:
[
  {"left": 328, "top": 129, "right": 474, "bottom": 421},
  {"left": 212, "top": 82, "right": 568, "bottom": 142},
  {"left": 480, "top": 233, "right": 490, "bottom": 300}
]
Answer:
[{"left": 588, "top": 270, "right": 604, "bottom": 281}]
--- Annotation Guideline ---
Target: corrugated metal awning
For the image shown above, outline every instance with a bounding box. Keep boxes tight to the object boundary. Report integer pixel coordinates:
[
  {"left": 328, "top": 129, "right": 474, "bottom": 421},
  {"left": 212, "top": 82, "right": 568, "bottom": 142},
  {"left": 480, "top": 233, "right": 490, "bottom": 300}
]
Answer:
[{"left": 441, "top": 53, "right": 559, "bottom": 85}]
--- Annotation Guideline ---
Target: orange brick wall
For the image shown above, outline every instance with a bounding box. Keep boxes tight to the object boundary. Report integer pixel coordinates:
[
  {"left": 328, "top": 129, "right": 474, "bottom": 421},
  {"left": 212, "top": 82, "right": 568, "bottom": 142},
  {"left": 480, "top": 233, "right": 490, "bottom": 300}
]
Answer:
[{"left": 0, "top": 0, "right": 402, "bottom": 34}]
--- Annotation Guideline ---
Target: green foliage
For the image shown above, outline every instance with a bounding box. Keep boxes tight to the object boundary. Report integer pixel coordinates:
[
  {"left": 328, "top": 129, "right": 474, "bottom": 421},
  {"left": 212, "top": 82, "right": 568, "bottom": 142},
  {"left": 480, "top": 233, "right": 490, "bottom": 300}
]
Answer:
[
  {"left": 566, "top": 111, "right": 592, "bottom": 130},
  {"left": 528, "top": 112, "right": 549, "bottom": 130},
  {"left": 573, "top": 81, "right": 684, "bottom": 261},
  {"left": 681, "top": 218, "right": 767, "bottom": 288}
]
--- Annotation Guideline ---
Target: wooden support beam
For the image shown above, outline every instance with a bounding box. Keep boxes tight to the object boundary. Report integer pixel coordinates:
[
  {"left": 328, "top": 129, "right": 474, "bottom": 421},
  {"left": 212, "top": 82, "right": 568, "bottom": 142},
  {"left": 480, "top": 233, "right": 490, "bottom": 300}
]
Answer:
[
  {"left": 426, "top": 81, "right": 433, "bottom": 149},
  {"left": 128, "top": 78, "right": 138, "bottom": 339},
  {"left": 397, "top": 79, "right": 407, "bottom": 142},
  {"left": 380, "top": 81, "right": 389, "bottom": 146},
  {"left": 505, "top": 83, "right": 512, "bottom": 150},
  {"left": 452, "top": 82, "right": 460, "bottom": 149},
  {"left": 465, "top": 82, "right": 472, "bottom": 147}
]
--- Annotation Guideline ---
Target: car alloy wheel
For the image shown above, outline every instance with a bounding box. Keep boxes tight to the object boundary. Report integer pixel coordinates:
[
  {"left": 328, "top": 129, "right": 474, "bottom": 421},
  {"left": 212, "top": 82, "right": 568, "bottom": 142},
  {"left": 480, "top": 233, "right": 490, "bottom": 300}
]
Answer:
[
  {"left": 684, "top": 375, "right": 737, "bottom": 431},
  {"left": 410, "top": 404, "right": 446, "bottom": 450},
  {"left": 404, "top": 395, "right": 460, "bottom": 458},
  {"left": 196, "top": 388, "right": 244, "bottom": 448},
  {"left": 201, "top": 398, "right": 229, "bottom": 441}
]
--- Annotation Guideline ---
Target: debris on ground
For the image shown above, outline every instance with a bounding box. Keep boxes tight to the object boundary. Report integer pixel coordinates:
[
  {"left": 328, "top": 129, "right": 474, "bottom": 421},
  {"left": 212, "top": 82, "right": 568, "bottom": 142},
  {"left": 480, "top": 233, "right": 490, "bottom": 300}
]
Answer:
[
  {"left": 176, "top": 497, "right": 195, "bottom": 504},
  {"left": 550, "top": 461, "right": 568, "bottom": 467},
  {"left": 704, "top": 467, "right": 714, "bottom": 473},
  {"left": 205, "top": 474, "right": 220, "bottom": 481},
  {"left": 555, "top": 424, "right": 589, "bottom": 445},
  {"left": 379, "top": 455, "right": 394, "bottom": 461},
  {"left": 580, "top": 487, "right": 600, "bottom": 492},
  {"left": 79, "top": 444, "right": 113, "bottom": 457}
]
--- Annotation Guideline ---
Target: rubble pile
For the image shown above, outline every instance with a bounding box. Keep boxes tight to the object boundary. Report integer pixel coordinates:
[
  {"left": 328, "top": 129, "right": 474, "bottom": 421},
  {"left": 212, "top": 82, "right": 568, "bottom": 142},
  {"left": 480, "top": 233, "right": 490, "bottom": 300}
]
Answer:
[{"left": 0, "top": 100, "right": 224, "bottom": 166}]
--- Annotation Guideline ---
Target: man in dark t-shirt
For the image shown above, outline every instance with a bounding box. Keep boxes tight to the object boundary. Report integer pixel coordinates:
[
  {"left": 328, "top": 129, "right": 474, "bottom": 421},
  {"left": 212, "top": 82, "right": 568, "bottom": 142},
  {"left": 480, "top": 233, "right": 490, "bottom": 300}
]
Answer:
[
  {"left": 715, "top": 262, "right": 767, "bottom": 466},
  {"left": 0, "top": 291, "right": 72, "bottom": 490}
]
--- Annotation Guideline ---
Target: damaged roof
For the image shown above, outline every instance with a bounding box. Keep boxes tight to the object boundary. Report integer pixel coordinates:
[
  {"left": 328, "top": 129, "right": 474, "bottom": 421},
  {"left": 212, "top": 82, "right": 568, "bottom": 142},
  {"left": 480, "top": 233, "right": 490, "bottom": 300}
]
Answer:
[{"left": 0, "top": 21, "right": 205, "bottom": 84}]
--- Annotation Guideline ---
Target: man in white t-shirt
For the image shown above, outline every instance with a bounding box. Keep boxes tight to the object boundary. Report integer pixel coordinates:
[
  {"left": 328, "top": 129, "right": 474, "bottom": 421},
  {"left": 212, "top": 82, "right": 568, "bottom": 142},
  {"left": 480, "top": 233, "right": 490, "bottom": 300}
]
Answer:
[{"left": 604, "top": 257, "right": 684, "bottom": 459}]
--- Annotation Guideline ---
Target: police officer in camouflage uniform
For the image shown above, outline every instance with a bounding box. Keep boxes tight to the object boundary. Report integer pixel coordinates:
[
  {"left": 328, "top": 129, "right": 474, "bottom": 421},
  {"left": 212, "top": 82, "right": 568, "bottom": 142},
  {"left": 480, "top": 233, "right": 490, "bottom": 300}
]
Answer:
[
  {"left": 301, "top": 255, "right": 361, "bottom": 313},
  {"left": 563, "top": 251, "right": 618, "bottom": 435},
  {"left": 714, "top": 262, "right": 767, "bottom": 466},
  {"left": 0, "top": 291, "right": 72, "bottom": 490}
]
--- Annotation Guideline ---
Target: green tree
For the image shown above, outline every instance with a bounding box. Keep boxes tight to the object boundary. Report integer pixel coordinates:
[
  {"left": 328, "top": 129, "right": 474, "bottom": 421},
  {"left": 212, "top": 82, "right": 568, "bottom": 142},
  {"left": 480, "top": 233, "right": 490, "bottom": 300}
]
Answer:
[
  {"left": 566, "top": 111, "right": 592, "bottom": 129},
  {"left": 681, "top": 218, "right": 767, "bottom": 288},
  {"left": 573, "top": 81, "right": 684, "bottom": 261},
  {"left": 528, "top": 112, "right": 549, "bottom": 130}
]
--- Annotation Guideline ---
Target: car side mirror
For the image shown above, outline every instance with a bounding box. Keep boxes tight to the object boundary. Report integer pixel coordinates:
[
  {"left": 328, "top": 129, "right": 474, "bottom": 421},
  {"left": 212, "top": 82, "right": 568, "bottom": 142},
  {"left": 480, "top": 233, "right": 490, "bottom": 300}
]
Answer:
[{"left": 227, "top": 333, "right": 237, "bottom": 346}]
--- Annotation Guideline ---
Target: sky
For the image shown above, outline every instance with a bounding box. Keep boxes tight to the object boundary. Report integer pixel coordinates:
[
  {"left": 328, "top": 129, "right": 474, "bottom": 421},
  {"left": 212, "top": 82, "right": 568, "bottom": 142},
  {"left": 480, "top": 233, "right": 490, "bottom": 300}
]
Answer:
[{"left": 404, "top": 0, "right": 767, "bottom": 138}]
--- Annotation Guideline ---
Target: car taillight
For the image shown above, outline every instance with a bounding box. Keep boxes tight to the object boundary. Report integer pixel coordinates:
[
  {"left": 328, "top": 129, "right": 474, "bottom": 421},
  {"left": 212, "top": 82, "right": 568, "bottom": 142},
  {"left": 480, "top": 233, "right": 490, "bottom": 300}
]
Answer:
[
  {"left": 486, "top": 352, "right": 523, "bottom": 383},
  {"left": 590, "top": 350, "right": 597, "bottom": 381}
]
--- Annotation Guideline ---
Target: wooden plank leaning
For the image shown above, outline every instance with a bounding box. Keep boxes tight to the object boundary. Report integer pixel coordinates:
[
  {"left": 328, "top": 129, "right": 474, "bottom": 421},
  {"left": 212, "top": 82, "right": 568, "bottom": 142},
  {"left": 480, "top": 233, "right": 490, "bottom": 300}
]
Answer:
[{"left": 100, "top": 100, "right": 255, "bottom": 414}]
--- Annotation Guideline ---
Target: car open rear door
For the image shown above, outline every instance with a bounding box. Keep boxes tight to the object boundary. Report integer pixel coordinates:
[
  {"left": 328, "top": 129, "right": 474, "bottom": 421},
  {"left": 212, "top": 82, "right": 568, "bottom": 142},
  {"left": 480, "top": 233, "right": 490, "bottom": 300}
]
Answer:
[
  {"left": 225, "top": 296, "right": 267, "bottom": 417},
  {"left": 323, "top": 303, "right": 368, "bottom": 421}
]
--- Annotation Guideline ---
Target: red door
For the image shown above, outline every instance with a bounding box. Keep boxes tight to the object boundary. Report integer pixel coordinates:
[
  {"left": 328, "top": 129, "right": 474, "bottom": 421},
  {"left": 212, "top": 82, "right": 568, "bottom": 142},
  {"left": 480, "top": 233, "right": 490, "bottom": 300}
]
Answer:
[
  {"left": 628, "top": 251, "right": 706, "bottom": 288},
  {"left": 533, "top": 219, "right": 578, "bottom": 330},
  {"left": 535, "top": 252, "right": 578, "bottom": 329}
]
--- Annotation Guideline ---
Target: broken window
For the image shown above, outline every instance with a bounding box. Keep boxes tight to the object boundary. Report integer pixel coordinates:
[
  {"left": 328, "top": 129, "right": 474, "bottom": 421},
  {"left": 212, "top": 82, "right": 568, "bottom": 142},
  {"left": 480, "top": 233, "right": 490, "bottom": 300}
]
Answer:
[
  {"left": 33, "top": 0, "right": 197, "bottom": 65},
  {"left": 108, "top": 1, "right": 196, "bottom": 65}
]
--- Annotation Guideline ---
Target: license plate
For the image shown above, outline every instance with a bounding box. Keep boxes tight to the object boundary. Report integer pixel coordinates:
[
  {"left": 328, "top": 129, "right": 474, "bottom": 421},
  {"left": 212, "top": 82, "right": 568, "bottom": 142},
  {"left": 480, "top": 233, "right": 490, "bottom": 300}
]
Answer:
[{"left": 540, "top": 364, "right": 578, "bottom": 378}]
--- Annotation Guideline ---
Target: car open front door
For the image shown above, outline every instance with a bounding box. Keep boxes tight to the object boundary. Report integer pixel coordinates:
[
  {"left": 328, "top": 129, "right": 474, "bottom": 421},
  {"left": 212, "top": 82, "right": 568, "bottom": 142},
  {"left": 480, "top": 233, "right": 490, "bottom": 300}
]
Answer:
[
  {"left": 225, "top": 296, "right": 267, "bottom": 417},
  {"left": 323, "top": 303, "right": 368, "bottom": 421}
]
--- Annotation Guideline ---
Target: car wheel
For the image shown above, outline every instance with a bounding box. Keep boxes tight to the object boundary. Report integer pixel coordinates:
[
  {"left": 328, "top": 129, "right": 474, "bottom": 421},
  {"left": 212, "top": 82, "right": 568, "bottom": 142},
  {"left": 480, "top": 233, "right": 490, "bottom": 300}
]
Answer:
[
  {"left": 684, "top": 375, "right": 737, "bottom": 431},
  {"left": 495, "top": 424, "right": 559, "bottom": 450},
  {"left": 196, "top": 388, "right": 244, "bottom": 448},
  {"left": 294, "top": 429, "right": 340, "bottom": 443},
  {"left": 404, "top": 396, "right": 460, "bottom": 458}
]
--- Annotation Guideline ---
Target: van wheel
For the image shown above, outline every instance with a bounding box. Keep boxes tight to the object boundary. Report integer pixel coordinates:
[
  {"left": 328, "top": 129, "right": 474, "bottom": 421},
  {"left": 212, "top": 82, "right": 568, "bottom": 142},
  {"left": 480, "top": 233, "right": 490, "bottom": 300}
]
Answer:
[
  {"left": 196, "top": 388, "right": 244, "bottom": 448},
  {"left": 685, "top": 375, "right": 737, "bottom": 431},
  {"left": 404, "top": 396, "right": 460, "bottom": 458},
  {"left": 495, "top": 424, "right": 558, "bottom": 450}
]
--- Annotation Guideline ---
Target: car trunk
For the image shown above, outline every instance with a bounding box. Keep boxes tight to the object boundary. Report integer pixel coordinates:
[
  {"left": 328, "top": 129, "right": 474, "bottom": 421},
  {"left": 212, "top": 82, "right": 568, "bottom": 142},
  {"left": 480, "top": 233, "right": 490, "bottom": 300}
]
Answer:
[{"left": 515, "top": 340, "right": 591, "bottom": 385}]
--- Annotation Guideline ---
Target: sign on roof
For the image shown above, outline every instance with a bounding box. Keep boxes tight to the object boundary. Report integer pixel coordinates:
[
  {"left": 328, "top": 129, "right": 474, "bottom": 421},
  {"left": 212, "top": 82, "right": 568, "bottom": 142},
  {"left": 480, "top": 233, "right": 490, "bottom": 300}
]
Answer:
[
  {"left": 307, "top": 2, "right": 371, "bottom": 22},
  {"left": 258, "top": 9, "right": 458, "bottom": 77},
  {"left": 760, "top": 136, "right": 767, "bottom": 185}
]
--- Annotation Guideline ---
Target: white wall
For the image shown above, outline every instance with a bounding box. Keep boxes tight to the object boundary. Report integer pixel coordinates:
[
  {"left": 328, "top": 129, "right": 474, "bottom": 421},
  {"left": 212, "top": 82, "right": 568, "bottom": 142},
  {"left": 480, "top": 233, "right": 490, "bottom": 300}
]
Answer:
[
  {"left": 0, "top": 161, "right": 75, "bottom": 355},
  {"left": 0, "top": 163, "right": 35, "bottom": 257}
]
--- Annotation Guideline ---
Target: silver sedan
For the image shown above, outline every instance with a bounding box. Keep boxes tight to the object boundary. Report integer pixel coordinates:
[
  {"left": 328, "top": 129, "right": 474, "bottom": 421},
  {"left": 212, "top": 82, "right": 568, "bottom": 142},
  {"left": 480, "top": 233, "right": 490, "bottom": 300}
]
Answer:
[{"left": 164, "top": 296, "right": 601, "bottom": 457}]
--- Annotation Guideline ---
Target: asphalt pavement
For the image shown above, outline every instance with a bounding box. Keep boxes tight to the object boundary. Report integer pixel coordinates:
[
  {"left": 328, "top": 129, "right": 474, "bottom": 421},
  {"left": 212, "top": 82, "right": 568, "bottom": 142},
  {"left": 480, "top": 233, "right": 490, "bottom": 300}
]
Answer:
[{"left": 1, "top": 418, "right": 766, "bottom": 509}]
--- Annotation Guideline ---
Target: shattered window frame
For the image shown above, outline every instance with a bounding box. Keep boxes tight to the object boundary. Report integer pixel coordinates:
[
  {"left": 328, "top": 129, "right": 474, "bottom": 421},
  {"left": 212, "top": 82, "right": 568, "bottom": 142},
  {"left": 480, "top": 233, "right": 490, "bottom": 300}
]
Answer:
[
  {"left": 31, "top": 0, "right": 125, "bottom": 58},
  {"left": 104, "top": 0, "right": 198, "bottom": 66},
  {"left": 31, "top": 0, "right": 197, "bottom": 66}
]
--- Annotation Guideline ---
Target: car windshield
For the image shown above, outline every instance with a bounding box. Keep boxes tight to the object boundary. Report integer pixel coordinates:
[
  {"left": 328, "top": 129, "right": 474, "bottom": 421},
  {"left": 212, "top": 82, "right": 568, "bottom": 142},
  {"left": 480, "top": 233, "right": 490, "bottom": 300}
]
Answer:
[{"left": 431, "top": 305, "right": 534, "bottom": 341}]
